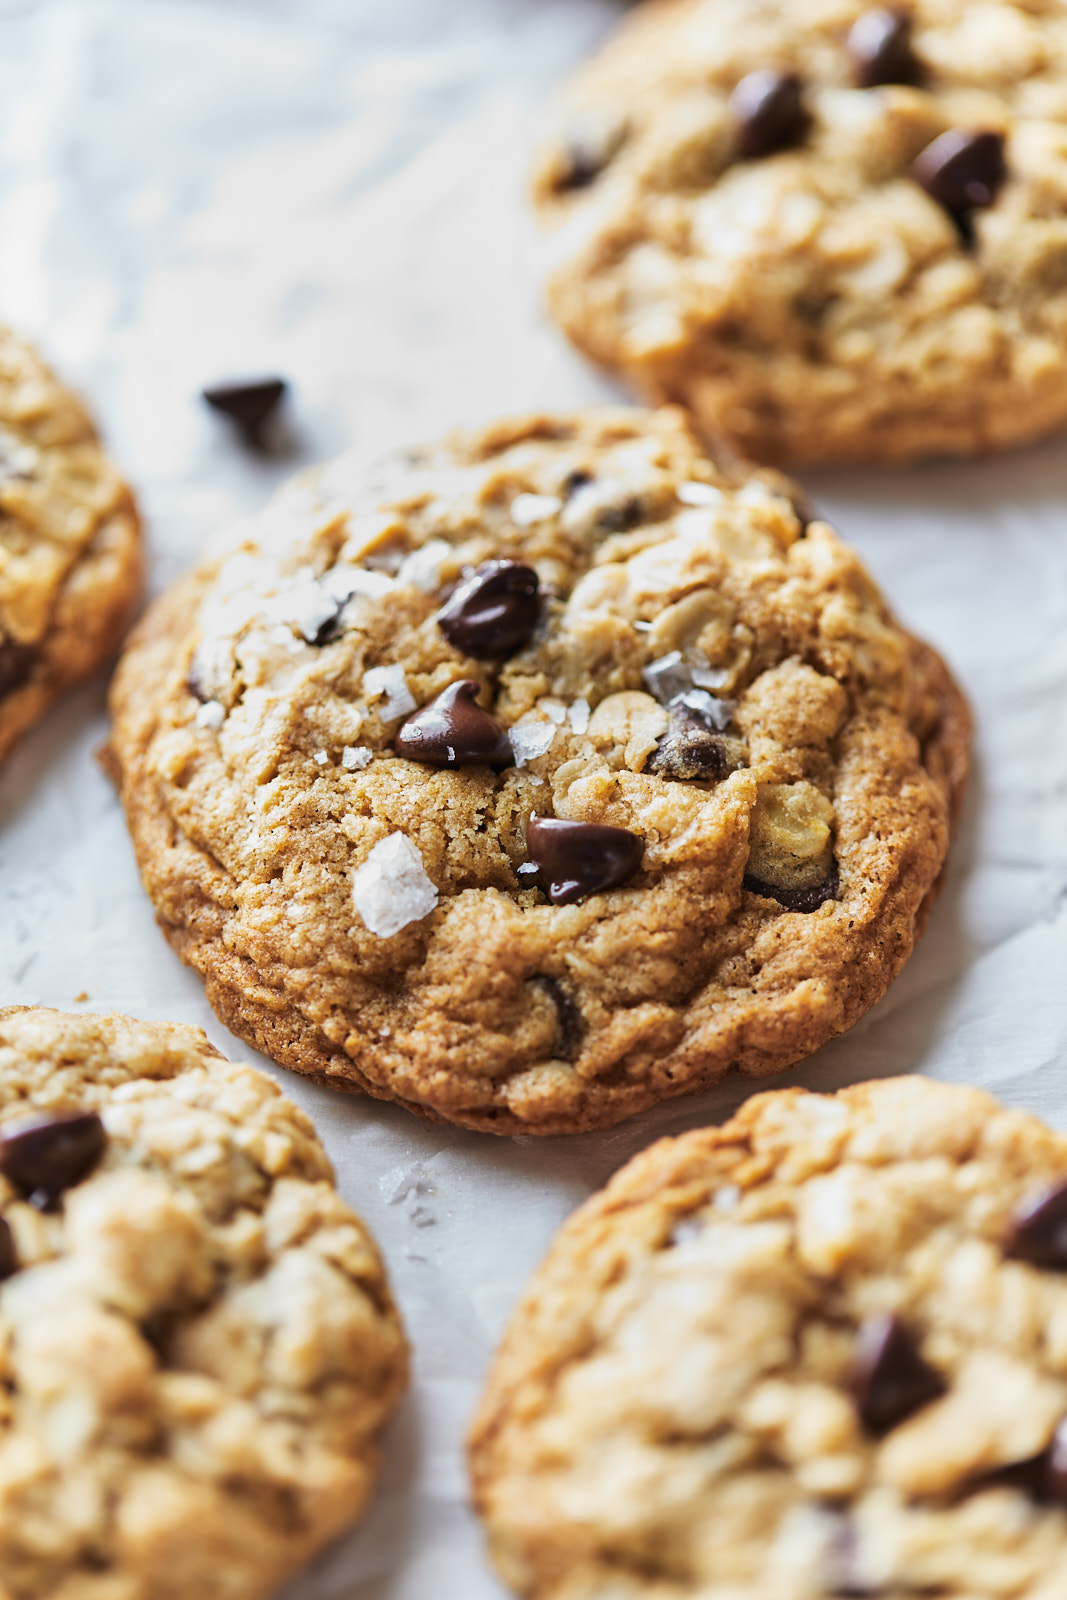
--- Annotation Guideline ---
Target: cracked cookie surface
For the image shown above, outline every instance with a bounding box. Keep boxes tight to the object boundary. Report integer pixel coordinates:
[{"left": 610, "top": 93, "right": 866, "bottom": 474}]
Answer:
[
  {"left": 532, "top": 0, "right": 1067, "bottom": 465},
  {"left": 0, "top": 328, "right": 141, "bottom": 763},
  {"left": 107, "top": 406, "right": 969, "bottom": 1135},
  {"left": 0, "top": 1007, "right": 407, "bottom": 1600},
  {"left": 470, "top": 1076, "right": 1067, "bottom": 1599}
]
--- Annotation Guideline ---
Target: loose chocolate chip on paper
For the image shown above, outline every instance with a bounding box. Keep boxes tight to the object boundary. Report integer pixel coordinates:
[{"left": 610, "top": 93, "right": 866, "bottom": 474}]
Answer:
[
  {"left": 851, "top": 1313, "right": 946, "bottom": 1433},
  {"left": 526, "top": 815, "right": 643, "bottom": 906},
  {"left": 437, "top": 560, "right": 541, "bottom": 660},
  {"left": 849, "top": 9, "right": 919, "bottom": 88},
  {"left": 731, "top": 70, "right": 806, "bottom": 160},
  {"left": 0, "top": 638, "right": 34, "bottom": 699},
  {"left": 202, "top": 377, "right": 287, "bottom": 449},
  {"left": 913, "top": 129, "right": 1006, "bottom": 226},
  {"left": 1008, "top": 1180, "right": 1067, "bottom": 1267},
  {"left": 395, "top": 680, "right": 512, "bottom": 769},
  {"left": 0, "top": 1110, "right": 107, "bottom": 1211},
  {"left": 742, "top": 872, "right": 838, "bottom": 913}
]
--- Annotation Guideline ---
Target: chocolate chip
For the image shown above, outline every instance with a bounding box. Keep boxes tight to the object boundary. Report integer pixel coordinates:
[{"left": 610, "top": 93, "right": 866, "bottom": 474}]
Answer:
[
  {"left": 394, "top": 680, "right": 512, "bottom": 769},
  {"left": 562, "top": 469, "right": 593, "bottom": 498},
  {"left": 436, "top": 560, "right": 541, "bottom": 660},
  {"left": 731, "top": 71, "right": 806, "bottom": 160},
  {"left": 202, "top": 378, "right": 287, "bottom": 449},
  {"left": 551, "top": 119, "right": 627, "bottom": 193},
  {"left": 1048, "top": 1422, "right": 1067, "bottom": 1505},
  {"left": 851, "top": 1313, "right": 945, "bottom": 1434},
  {"left": 742, "top": 872, "right": 838, "bottom": 913},
  {"left": 849, "top": 9, "right": 919, "bottom": 87},
  {"left": 1008, "top": 1181, "right": 1067, "bottom": 1268},
  {"left": 913, "top": 129, "right": 1006, "bottom": 229},
  {"left": 0, "top": 638, "right": 34, "bottom": 699},
  {"left": 0, "top": 1111, "right": 107, "bottom": 1211},
  {"left": 647, "top": 697, "right": 741, "bottom": 782},
  {"left": 0, "top": 1217, "right": 17, "bottom": 1281},
  {"left": 532, "top": 974, "right": 583, "bottom": 1059},
  {"left": 597, "top": 496, "right": 644, "bottom": 533},
  {"left": 526, "top": 815, "right": 642, "bottom": 906}
]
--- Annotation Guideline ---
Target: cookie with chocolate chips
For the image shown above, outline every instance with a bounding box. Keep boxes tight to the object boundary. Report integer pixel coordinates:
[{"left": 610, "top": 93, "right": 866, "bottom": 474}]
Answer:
[
  {"left": 0, "top": 327, "right": 141, "bottom": 764},
  {"left": 471, "top": 1077, "right": 1067, "bottom": 1599},
  {"left": 533, "top": 0, "right": 1067, "bottom": 465},
  {"left": 107, "top": 406, "right": 969, "bottom": 1135},
  {"left": 0, "top": 1006, "right": 407, "bottom": 1600}
]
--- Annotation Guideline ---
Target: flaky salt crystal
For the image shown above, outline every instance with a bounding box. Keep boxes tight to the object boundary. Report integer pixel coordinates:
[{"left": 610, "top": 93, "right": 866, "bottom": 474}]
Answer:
[
  {"left": 323, "top": 564, "right": 394, "bottom": 602},
  {"left": 676, "top": 480, "right": 723, "bottom": 507},
  {"left": 342, "top": 745, "right": 373, "bottom": 771},
  {"left": 314, "top": 750, "right": 328, "bottom": 765},
  {"left": 643, "top": 651, "right": 691, "bottom": 705},
  {"left": 353, "top": 832, "right": 438, "bottom": 938},
  {"left": 396, "top": 539, "right": 451, "bottom": 593},
  {"left": 363, "top": 663, "right": 416, "bottom": 721},
  {"left": 195, "top": 700, "right": 225, "bottom": 730},
  {"left": 538, "top": 699, "right": 567, "bottom": 725},
  {"left": 510, "top": 492, "right": 562, "bottom": 527},
  {"left": 568, "top": 698, "right": 591, "bottom": 734},
  {"left": 509, "top": 722, "right": 555, "bottom": 767}
]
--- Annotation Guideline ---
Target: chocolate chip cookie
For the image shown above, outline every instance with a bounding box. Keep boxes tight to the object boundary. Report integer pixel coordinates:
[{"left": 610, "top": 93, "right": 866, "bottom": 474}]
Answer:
[
  {"left": 106, "top": 406, "right": 969, "bottom": 1135},
  {"left": 533, "top": 0, "right": 1067, "bottom": 465},
  {"left": 0, "top": 1006, "right": 407, "bottom": 1600},
  {"left": 0, "top": 328, "right": 141, "bottom": 763},
  {"left": 471, "top": 1076, "right": 1067, "bottom": 1598}
]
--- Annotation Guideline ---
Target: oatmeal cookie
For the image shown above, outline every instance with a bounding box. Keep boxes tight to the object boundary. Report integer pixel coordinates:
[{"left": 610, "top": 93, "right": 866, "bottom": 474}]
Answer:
[
  {"left": 106, "top": 406, "right": 969, "bottom": 1136},
  {"left": 471, "top": 1076, "right": 1067, "bottom": 1599},
  {"left": 0, "top": 1006, "right": 407, "bottom": 1600},
  {"left": 0, "top": 328, "right": 141, "bottom": 763},
  {"left": 533, "top": 0, "right": 1067, "bottom": 465}
]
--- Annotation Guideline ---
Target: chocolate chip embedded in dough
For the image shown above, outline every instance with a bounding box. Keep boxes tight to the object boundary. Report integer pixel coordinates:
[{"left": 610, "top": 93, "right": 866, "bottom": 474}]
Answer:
[
  {"left": 436, "top": 560, "right": 541, "bottom": 660},
  {"left": 395, "top": 680, "right": 512, "bottom": 769},
  {"left": 551, "top": 119, "right": 628, "bottom": 193},
  {"left": 531, "top": 975, "right": 583, "bottom": 1059},
  {"left": 730, "top": 71, "right": 806, "bottom": 160},
  {"left": 646, "top": 696, "right": 743, "bottom": 782},
  {"left": 0, "top": 1111, "right": 107, "bottom": 1212},
  {"left": 913, "top": 129, "right": 1006, "bottom": 227},
  {"left": 525, "top": 815, "right": 643, "bottom": 906},
  {"left": 849, "top": 9, "right": 919, "bottom": 88},
  {"left": 0, "top": 638, "right": 34, "bottom": 699},
  {"left": 1008, "top": 1180, "right": 1067, "bottom": 1267},
  {"left": 742, "top": 872, "right": 838, "bottom": 913},
  {"left": 851, "top": 1313, "right": 946, "bottom": 1434},
  {"left": 202, "top": 377, "right": 287, "bottom": 450},
  {"left": 0, "top": 1217, "right": 17, "bottom": 1281}
]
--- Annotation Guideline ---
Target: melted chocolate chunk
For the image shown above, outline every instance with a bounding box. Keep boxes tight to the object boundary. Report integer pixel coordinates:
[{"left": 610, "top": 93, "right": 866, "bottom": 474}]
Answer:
[
  {"left": 202, "top": 377, "right": 287, "bottom": 449},
  {"left": 526, "top": 815, "right": 643, "bottom": 906},
  {"left": 849, "top": 9, "right": 918, "bottom": 87},
  {"left": 731, "top": 70, "right": 806, "bottom": 160},
  {"left": 532, "top": 975, "right": 583, "bottom": 1059},
  {"left": 0, "top": 638, "right": 34, "bottom": 699},
  {"left": 0, "top": 1217, "right": 17, "bottom": 1281},
  {"left": 437, "top": 560, "right": 541, "bottom": 660},
  {"left": 1008, "top": 1180, "right": 1067, "bottom": 1268},
  {"left": 742, "top": 872, "right": 838, "bottom": 913},
  {"left": 852, "top": 1313, "right": 945, "bottom": 1434},
  {"left": 647, "top": 697, "right": 740, "bottom": 782},
  {"left": 0, "top": 1111, "right": 107, "bottom": 1211},
  {"left": 395, "top": 679, "right": 512, "bottom": 768},
  {"left": 913, "top": 129, "right": 1006, "bottom": 229}
]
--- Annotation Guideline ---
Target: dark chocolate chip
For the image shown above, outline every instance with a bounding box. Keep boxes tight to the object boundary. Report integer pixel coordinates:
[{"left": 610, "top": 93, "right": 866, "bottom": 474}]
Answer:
[
  {"left": 202, "top": 378, "right": 287, "bottom": 449},
  {"left": 532, "top": 974, "right": 583, "bottom": 1059},
  {"left": 0, "top": 1111, "right": 107, "bottom": 1211},
  {"left": 562, "top": 469, "right": 593, "bottom": 498},
  {"left": 731, "top": 70, "right": 806, "bottom": 160},
  {"left": 913, "top": 129, "right": 1006, "bottom": 226},
  {"left": 551, "top": 120, "right": 627, "bottom": 193},
  {"left": 0, "top": 1217, "right": 17, "bottom": 1281},
  {"left": 851, "top": 1313, "right": 945, "bottom": 1434},
  {"left": 1008, "top": 1181, "right": 1067, "bottom": 1268},
  {"left": 436, "top": 560, "right": 541, "bottom": 660},
  {"left": 742, "top": 872, "right": 838, "bottom": 913},
  {"left": 394, "top": 679, "right": 512, "bottom": 769},
  {"left": 597, "top": 496, "right": 644, "bottom": 533},
  {"left": 849, "top": 9, "right": 919, "bottom": 88},
  {"left": 526, "top": 815, "right": 643, "bottom": 906},
  {"left": 647, "top": 697, "right": 739, "bottom": 782},
  {"left": 0, "top": 638, "right": 34, "bottom": 699}
]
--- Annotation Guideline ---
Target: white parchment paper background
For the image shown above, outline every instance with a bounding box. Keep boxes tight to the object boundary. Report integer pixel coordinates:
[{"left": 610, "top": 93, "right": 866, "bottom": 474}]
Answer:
[{"left": 1, "top": 1, "right": 1066, "bottom": 1594}]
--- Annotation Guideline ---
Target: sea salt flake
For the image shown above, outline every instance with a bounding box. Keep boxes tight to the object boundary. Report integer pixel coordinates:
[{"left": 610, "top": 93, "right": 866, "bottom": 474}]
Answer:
[
  {"left": 313, "top": 750, "right": 328, "bottom": 766},
  {"left": 363, "top": 663, "right": 416, "bottom": 721},
  {"left": 342, "top": 745, "right": 373, "bottom": 771},
  {"left": 510, "top": 492, "right": 562, "bottom": 527},
  {"left": 643, "top": 651, "right": 692, "bottom": 705},
  {"left": 677, "top": 480, "right": 723, "bottom": 507},
  {"left": 568, "top": 698, "right": 591, "bottom": 734},
  {"left": 691, "top": 664, "right": 732, "bottom": 691},
  {"left": 538, "top": 699, "right": 567, "bottom": 725},
  {"left": 195, "top": 700, "right": 225, "bottom": 731},
  {"left": 353, "top": 832, "right": 438, "bottom": 938},
  {"left": 674, "top": 688, "right": 734, "bottom": 732},
  {"left": 396, "top": 539, "right": 451, "bottom": 593},
  {"left": 323, "top": 563, "right": 395, "bottom": 603},
  {"left": 510, "top": 722, "right": 555, "bottom": 767},
  {"left": 272, "top": 574, "right": 339, "bottom": 643}
]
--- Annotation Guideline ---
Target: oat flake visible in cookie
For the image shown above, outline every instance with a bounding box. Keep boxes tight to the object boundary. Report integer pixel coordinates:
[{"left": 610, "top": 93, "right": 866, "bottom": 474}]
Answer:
[
  {"left": 470, "top": 1077, "right": 1067, "bottom": 1599},
  {"left": 532, "top": 0, "right": 1067, "bottom": 466},
  {"left": 107, "top": 406, "right": 970, "bottom": 1136},
  {"left": 0, "top": 1006, "right": 407, "bottom": 1600}
]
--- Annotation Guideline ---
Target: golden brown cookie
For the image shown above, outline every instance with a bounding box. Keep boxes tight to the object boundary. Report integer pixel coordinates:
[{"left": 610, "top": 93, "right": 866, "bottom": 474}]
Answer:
[
  {"left": 0, "top": 328, "right": 141, "bottom": 763},
  {"left": 0, "top": 1005, "right": 407, "bottom": 1600},
  {"left": 107, "top": 406, "right": 969, "bottom": 1135},
  {"left": 533, "top": 0, "right": 1067, "bottom": 466},
  {"left": 471, "top": 1076, "right": 1067, "bottom": 1599}
]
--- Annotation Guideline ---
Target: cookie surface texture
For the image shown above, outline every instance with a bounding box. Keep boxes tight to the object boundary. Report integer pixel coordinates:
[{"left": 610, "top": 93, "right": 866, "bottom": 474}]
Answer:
[
  {"left": 470, "top": 1076, "right": 1067, "bottom": 1599},
  {"left": 107, "top": 407, "right": 970, "bottom": 1135},
  {"left": 0, "top": 1006, "right": 407, "bottom": 1600},
  {"left": 0, "top": 328, "right": 141, "bottom": 762},
  {"left": 532, "top": 0, "right": 1067, "bottom": 465}
]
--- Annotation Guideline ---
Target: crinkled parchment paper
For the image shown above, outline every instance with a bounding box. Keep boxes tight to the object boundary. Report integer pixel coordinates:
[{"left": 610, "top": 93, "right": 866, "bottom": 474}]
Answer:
[{"left": 1, "top": 1, "right": 1066, "bottom": 1595}]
